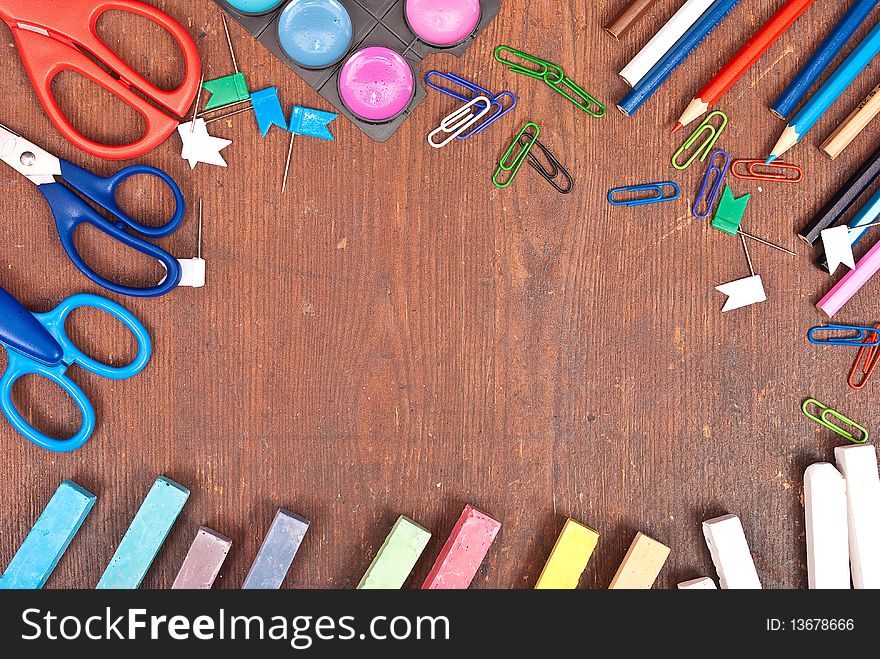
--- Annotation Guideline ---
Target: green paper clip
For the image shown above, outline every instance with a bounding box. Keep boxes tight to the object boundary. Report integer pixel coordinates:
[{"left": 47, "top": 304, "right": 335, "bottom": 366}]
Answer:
[
  {"left": 493, "top": 122, "right": 540, "bottom": 189},
  {"left": 494, "top": 46, "right": 603, "bottom": 117},
  {"left": 802, "top": 398, "right": 868, "bottom": 444},
  {"left": 711, "top": 185, "right": 750, "bottom": 235},
  {"left": 494, "top": 45, "right": 563, "bottom": 81},
  {"left": 546, "top": 76, "right": 605, "bottom": 118},
  {"left": 672, "top": 110, "right": 728, "bottom": 170},
  {"left": 203, "top": 72, "right": 250, "bottom": 110}
]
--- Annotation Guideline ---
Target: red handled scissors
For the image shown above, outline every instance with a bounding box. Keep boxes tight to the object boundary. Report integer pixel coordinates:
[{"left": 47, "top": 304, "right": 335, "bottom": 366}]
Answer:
[{"left": 0, "top": 0, "right": 201, "bottom": 160}]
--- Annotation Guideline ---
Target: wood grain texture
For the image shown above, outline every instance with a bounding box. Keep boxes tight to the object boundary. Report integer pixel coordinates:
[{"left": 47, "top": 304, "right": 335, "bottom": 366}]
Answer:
[{"left": 1, "top": 0, "right": 878, "bottom": 589}]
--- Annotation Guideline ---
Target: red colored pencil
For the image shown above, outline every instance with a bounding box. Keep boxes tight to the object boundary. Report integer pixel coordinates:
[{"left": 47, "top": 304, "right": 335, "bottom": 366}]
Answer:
[{"left": 672, "top": 0, "right": 817, "bottom": 132}]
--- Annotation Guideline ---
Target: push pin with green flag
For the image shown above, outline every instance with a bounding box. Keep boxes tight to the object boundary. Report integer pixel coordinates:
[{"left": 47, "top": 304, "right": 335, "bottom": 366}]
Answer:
[
  {"left": 711, "top": 185, "right": 795, "bottom": 257},
  {"left": 202, "top": 15, "right": 250, "bottom": 111}
]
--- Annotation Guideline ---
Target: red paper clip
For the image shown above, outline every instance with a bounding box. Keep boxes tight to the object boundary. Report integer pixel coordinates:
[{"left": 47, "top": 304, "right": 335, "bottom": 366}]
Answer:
[
  {"left": 848, "top": 324, "right": 880, "bottom": 390},
  {"left": 731, "top": 159, "right": 803, "bottom": 183}
]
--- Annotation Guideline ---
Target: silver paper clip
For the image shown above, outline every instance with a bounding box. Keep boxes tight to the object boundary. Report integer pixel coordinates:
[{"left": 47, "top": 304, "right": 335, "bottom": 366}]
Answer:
[{"left": 428, "top": 97, "right": 492, "bottom": 148}]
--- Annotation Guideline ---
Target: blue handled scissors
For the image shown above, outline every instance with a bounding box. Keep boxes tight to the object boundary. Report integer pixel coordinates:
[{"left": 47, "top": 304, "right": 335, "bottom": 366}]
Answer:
[
  {"left": 0, "top": 122, "right": 185, "bottom": 297},
  {"left": 0, "top": 286, "right": 151, "bottom": 452}
]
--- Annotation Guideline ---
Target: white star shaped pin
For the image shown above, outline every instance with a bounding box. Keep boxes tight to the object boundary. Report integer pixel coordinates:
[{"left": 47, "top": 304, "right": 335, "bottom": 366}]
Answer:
[{"left": 176, "top": 119, "right": 232, "bottom": 169}]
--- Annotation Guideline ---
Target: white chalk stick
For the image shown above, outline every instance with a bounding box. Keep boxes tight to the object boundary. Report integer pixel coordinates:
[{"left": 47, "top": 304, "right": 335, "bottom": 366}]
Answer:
[
  {"left": 804, "top": 463, "right": 850, "bottom": 589},
  {"left": 835, "top": 444, "right": 880, "bottom": 589},
  {"left": 702, "top": 514, "right": 761, "bottom": 589},
  {"left": 677, "top": 576, "right": 717, "bottom": 589}
]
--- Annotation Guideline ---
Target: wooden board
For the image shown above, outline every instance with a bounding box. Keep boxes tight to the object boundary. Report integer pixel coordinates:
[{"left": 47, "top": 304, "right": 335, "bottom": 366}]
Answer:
[{"left": 0, "top": 0, "right": 876, "bottom": 589}]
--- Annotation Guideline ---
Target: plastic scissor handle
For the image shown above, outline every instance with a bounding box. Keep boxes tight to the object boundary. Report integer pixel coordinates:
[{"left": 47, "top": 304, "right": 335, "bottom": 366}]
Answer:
[
  {"left": 39, "top": 176, "right": 184, "bottom": 297},
  {"left": 60, "top": 159, "right": 185, "bottom": 238},
  {"left": 1, "top": 0, "right": 201, "bottom": 159},
  {"left": 0, "top": 292, "right": 151, "bottom": 452}
]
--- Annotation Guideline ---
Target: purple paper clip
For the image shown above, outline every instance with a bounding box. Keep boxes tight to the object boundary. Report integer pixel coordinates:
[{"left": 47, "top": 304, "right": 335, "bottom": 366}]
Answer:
[
  {"left": 424, "top": 71, "right": 517, "bottom": 139},
  {"left": 693, "top": 149, "right": 731, "bottom": 219}
]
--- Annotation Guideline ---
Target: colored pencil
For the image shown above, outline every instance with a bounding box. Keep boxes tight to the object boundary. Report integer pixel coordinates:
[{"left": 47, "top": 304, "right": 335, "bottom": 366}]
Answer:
[
  {"left": 606, "top": 0, "right": 659, "bottom": 40},
  {"left": 768, "top": 20, "right": 880, "bottom": 162},
  {"left": 799, "top": 142, "right": 880, "bottom": 244},
  {"left": 818, "top": 187, "right": 880, "bottom": 272},
  {"left": 620, "top": 0, "right": 716, "bottom": 88},
  {"left": 821, "top": 81, "right": 880, "bottom": 159},
  {"left": 618, "top": 0, "right": 742, "bottom": 117},
  {"left": 674, "top": 0, "right": 816, "bottom": 131},
  {"left": 817, "top": 234, "right": 880, "bottom": 317},
  {"left": 772, "top": 0, "right": 880, "bottom": 120}
]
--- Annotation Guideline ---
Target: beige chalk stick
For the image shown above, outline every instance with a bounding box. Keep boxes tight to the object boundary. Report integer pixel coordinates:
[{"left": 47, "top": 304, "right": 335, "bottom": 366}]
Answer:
[{"left": 609, "top": 532, "right": 670, "bottom": 589}]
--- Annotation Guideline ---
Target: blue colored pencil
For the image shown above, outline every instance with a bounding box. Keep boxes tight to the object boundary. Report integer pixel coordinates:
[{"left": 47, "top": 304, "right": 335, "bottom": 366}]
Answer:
[
  {"left": 844, "top": 186, "right": 880, "bottom": 250},
  {"left": 769, "top": 19, "right": 880, "bottom": 161},
  {"left": 617, "top": 0, "right": 742, "bottom": 117},
  {"left": 772, "top": 0, "right": 880, "bottom": 120}
]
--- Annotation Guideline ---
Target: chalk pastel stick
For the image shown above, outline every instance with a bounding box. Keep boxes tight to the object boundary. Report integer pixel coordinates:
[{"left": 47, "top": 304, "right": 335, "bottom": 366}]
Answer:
[
  {"left": 609, "top": 532, "right": 670, "bottom": 589},
  {"left": 535, "top": 518, "right": 600, "bottom": 589},
  {"left": 835, "top": 444, "right": 880, "bottom": 589},
  {"left": 0, "top": 480, "right": 96, "bottom": 589},
  {"left": 242, "top": 508, "right": 310, "bottom": 589},
  {"left": 96, "top": 476, "right": 190, "bottom": 589},
  {"left": 171, "top": 527, "right": 232, "bottom": 589},
  {"left": 702, "top": 514, "right": 761, "bottom": 589},
  {"left": 422, "top": 504, "right": 501, "bottom": 589},
  {"left": 804, "top": 463, "right": 850, "bottom": 589},
  {"left": 358, "top": 516, "right": 431, "bottom": 589},
  {"left": 677, "top": 576, "right": 717, "bottom": 589}
]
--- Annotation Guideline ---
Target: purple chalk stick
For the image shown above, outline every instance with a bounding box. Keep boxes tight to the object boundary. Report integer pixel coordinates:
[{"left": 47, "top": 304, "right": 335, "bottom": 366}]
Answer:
[
  {"left": 171, "top": 527, "right": 232, "bottom": 589},
  {"left": 242, "top": 508, "right": 310, "bottom": 589}
]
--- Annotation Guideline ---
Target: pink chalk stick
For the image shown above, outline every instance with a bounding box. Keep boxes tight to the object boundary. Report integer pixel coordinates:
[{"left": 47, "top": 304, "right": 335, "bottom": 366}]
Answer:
[
  {"left": 818, "top": 237, "right": 880, "bottom": 317},
  {"left": 171, "top": 527, "right": 232, "bottom": 589},
  {"left": 422, "top": 504, "right": 501, "bottom": 589}
]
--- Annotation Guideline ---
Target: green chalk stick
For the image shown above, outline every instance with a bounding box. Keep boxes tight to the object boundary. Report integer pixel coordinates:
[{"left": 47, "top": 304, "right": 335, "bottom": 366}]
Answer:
[{"left": 358, "top": 516, "right": 431, "bottom": 589}]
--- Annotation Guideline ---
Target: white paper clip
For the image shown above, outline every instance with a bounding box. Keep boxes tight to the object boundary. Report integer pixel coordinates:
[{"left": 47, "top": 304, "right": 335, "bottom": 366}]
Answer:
[{"left": 427, "top": 96, "right": 492, "bottom": 149}]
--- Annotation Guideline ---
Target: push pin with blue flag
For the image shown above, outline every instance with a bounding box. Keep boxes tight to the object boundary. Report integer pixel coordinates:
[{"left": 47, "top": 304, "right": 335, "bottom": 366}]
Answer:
[{"left": 282, "top": 106, "right": 338, "bottom": 193}]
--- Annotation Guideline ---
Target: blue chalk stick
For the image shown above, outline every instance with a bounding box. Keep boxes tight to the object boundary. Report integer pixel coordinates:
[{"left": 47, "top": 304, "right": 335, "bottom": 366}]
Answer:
[
  {"left": 251, "top": 87, "right": 288, "bottom": 136},
  {"left": 242, "top": 508, "right": 310, "bottom": 589},
  {"left": 0, "top": 480, "right": 96, "bottom": 589},
  {"left": 96, "top": 476, "right": 189, "bottom": 589}
]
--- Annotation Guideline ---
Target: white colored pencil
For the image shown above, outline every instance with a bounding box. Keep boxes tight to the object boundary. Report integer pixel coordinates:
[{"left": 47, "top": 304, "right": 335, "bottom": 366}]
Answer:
[{"left": 619, "top": 0, "right": 717, "bottom": 88}]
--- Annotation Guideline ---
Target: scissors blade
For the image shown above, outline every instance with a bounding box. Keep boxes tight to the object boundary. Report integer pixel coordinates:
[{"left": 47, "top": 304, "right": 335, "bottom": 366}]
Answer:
[{"left": 0, "top": 123, "right": 61, "bottom": 185}]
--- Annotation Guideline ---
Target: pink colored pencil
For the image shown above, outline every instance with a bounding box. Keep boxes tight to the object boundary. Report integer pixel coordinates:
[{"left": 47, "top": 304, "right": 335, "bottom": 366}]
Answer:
[{"left": 817, "top": 238, "right": 880, "bottom": 317}]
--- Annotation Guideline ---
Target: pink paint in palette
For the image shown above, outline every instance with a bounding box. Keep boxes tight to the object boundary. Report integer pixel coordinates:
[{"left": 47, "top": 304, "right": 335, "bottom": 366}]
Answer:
[
  {"left": 338, "top": 46, "right": 414, "bottom": 121},
  {"left": 214, "top": 0, "right": 500, "bottom": 141}
]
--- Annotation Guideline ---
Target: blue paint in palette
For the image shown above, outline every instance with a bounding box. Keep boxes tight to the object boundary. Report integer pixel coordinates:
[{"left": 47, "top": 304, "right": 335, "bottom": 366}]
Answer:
[
  {"left": 0, "top": 480, "right": 96, "bottom": 589},
  {"left": 226, "top": 0, "right": 284, "bottom": 13},
  {"left": 96, "top": 476, "right": 189, "bottom": 589},
  {"left": 277, "top": 0, "right": 353, "bottom": 69}
]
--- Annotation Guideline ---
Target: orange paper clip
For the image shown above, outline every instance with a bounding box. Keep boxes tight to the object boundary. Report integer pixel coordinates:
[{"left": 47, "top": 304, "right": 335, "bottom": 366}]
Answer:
[
  {"left": 731, "top": 159, "right": 803, "bottom": 183},
  {"left": 848, "top": 324, "right": 880, "bottom": 390}
]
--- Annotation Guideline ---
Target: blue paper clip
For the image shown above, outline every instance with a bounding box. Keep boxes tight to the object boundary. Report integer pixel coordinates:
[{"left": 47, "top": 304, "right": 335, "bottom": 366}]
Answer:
[
  {"left": 693, "top": 149, "right": 730, "bottom": 219},
  {"left": 425, "top": 71, "right": 517, "bottom": 139},
  {"left": 808, "top": 324, "right": 880, "bottom": 347},
  {"left": 607, "top": 182, "right": 680, "bottom": 207},
  {"left": 426, "top": 71, "right": 493, "bottom": 101}
]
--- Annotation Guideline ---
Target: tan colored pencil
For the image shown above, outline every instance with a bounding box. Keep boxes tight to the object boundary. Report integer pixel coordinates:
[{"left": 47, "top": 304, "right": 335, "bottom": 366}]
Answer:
[{"left": 821, "top": 82, "right": 880, "bottom": 160}]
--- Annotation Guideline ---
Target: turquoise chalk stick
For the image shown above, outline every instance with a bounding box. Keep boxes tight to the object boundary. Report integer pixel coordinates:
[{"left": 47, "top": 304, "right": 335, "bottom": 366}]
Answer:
[
  {"left": 96, "top": 476, "right": 189, "bottom": 589},
  {"left": 0, "top": 480, "right": 96, "bottom": 589},
  {"left": 242, "top": 508, "right": 310, "bottom": 589}
]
